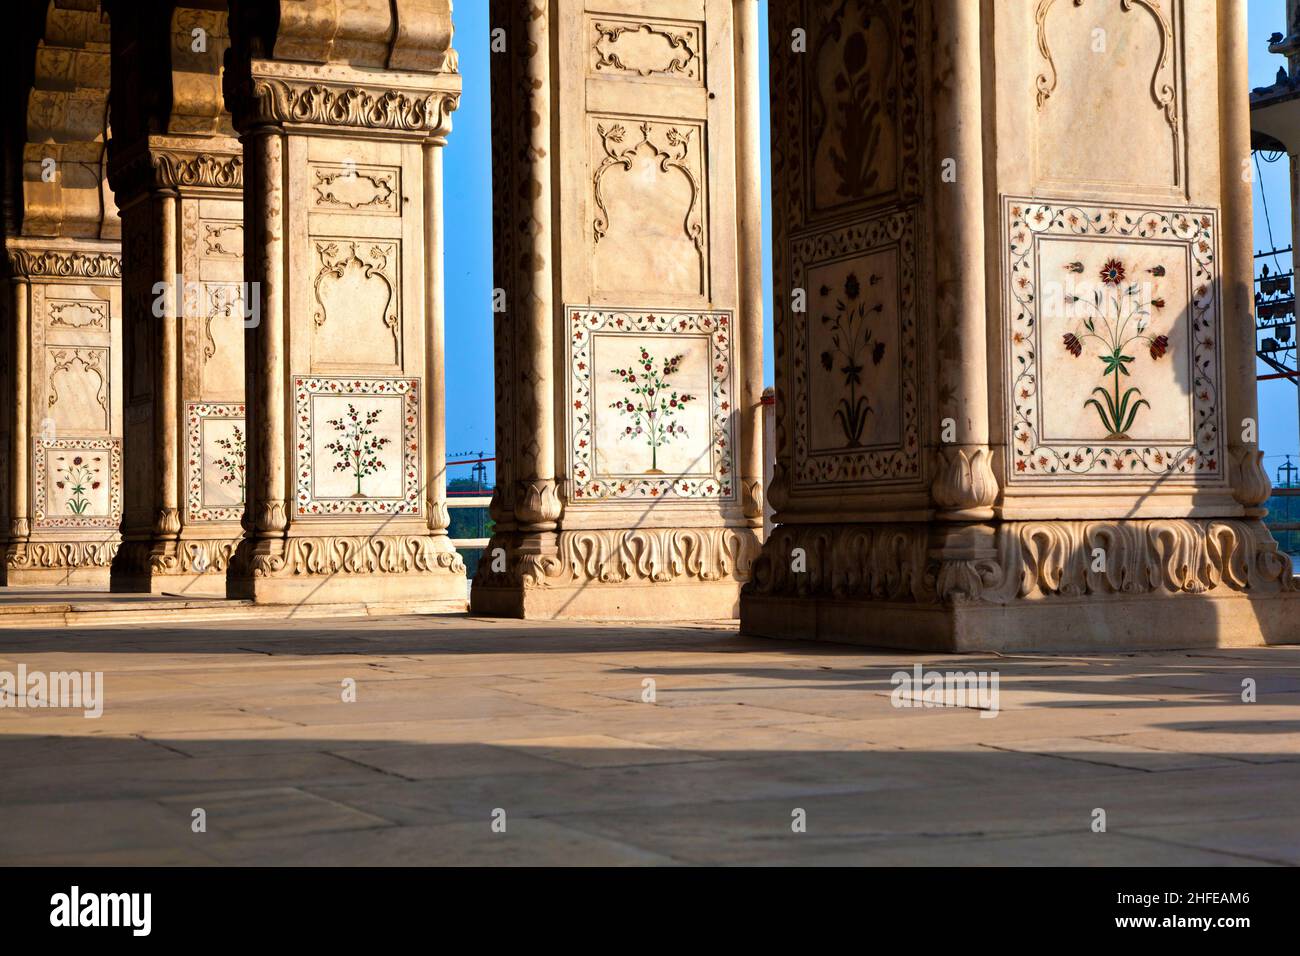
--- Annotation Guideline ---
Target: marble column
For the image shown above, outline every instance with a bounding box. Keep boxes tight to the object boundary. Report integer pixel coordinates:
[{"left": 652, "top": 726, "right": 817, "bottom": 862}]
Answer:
[
  {"left": 222, "top": 0, "right": 464, "bottom": 606},
  {"left": 1, "top": 0, "right": 123, "bottom": 588},
  {"left": 743, "top": 0, "right": 1296, "bottom": 651},
  {"left": 107, "top": 2, "right": 247, "bottom": 596},
  {"left": 472, "top": 0, "right": 764, "bottom": 619}
]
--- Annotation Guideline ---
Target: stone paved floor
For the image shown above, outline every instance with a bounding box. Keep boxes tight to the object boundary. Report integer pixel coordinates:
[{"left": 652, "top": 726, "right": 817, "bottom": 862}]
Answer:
[{"left": 1, "top": 612, "right": 1298, "bottom": 865}]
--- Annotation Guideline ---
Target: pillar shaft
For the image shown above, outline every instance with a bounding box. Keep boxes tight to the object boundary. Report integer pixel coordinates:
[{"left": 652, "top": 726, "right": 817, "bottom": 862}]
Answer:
[
  {"left": 930, "top": 0, "right": 996, "bottom": 519},
  {"left": 2, "top": 1, "right": 122, "bottom": 587},
  {"left": 734, "top": 0, "right": 766, "bottom": 521},
  {"left": 473, "top": 0, "right": 763, "bottom": 619},
  {"left": 107, "top": 3, "right": 248, "bottom": 594},
  {"left": 743, "top": 0, "right": 1296, "bottom": 652},
  {"left": 8, "top": 279, "right": 30, "bottom": 541},
  {"left": 424, "top": 143, "right": 450, "bottom": 538},
  {"left": 224, "top": 0, "right": 464, "bottom": 606},
  {"left": 1220, "top": 0, "right": 1271, "bottom": 514}
]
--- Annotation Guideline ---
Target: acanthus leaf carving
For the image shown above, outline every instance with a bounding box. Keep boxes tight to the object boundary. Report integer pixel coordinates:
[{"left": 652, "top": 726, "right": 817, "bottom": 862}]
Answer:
[
  {"left": 744, "top": 519, "right": 1296, "bottom": 605},
  {"left": 238, "top": 78, "right": 461, "bottom": 137},
  {"left": 473, "top": 527, "right": 761, "bottom": 590}
]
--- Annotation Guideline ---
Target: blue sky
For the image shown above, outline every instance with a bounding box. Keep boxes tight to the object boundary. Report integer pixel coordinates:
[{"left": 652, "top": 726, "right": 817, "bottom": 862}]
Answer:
[
  {"left": 1249, "top": 0, "right": 1299, "bottom": 483},
  {"left": 444, "top": 0, "right": 1299, "bottom": 487}
]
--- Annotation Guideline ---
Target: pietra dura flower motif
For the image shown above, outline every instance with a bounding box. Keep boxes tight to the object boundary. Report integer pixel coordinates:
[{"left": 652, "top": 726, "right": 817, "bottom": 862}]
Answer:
[
  {"left": 186, "top": 404, "right": 247, "bottom": 522},
  {"left": 32, "top": 437, "right": 122, "bottom": 528},
  {"left": 1005, "top": 198, "right": 1223, "bottom": 480},
  {"left": 324, "top": 403, "right": 392, "bottom": 497},
  {"left": 1059, "top": 255, "right": 1171, "bottom": 439},
  {"left": 294, "top": 377, "right": 421, "bottom": 516},
  {"left": 818, "top": 269, "right": 887, "bottom": 448},
  {"left": 568, "top": 308, "right": 734, "bottom": 501},
  {"left": 212, "top": 425, "right": 247, "bottom": 504},
  {"left": 606, "top": 347, "right": 699, "bottom": 474},
  {"left": 53, "top": 455, "right": 103, "bottom": 515}
]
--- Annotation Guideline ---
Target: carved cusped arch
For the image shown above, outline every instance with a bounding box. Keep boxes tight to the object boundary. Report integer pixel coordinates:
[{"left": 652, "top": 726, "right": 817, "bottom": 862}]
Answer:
[{"left": 16, "top": 0, "right": 119, "bottom": 240}]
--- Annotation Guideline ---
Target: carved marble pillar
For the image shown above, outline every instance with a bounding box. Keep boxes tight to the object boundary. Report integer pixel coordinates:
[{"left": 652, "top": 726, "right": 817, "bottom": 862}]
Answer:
[
  {"left": 222, "top": 0, "right": 465, "bottom": 606},
  {"left": 107, "top": 2, "right": 247, "bottom": 595},
  {"left": 1, "top": 1, "right": 123, "bottom": 588},
  {"left": 743, "top": 0, "right": 1296, "bottom": 651},
  {"left": 472, "top": 0, "right": 764, "bottom": 619}
]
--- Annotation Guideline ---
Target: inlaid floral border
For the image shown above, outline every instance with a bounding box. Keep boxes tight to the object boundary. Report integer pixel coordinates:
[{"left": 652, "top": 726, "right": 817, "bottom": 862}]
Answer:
[
  {"left": 32, "top": 437, "right": 122, "bottom": 529},
  {"left": 1004, "top": 197, "right": 1222, "bottom": 481},
  {"left": 293, "top": 376, "right": 422, "bottom": 516},
  {"left": 186, "top": 402, "right": 247, "bottom": 522},
  {"left": 567, "top": 308, "right": 734, "bottom": 501},
  {"left": 790, "top": 208, "right": 921, "bottom": 488}
]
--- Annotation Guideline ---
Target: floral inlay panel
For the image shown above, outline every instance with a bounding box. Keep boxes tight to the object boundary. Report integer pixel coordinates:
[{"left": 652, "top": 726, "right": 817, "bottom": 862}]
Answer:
[
  {"left": 568, "top": 308, "right": 733, "bottom": 501},
  {"left": 186, "top": 403, "right": 247, "bottom": 522},
  {"left": 1004, "top": 198, "right": 1222, "bottom": 480},
  {"left": 293, "top": 377, "right": 421, "bottom": 516},
  {"left": 32, "top": 438, "right": 122, "bottom": 529},
  {"left": 790, "top": 209, "right": 920, "bottom": 488}
]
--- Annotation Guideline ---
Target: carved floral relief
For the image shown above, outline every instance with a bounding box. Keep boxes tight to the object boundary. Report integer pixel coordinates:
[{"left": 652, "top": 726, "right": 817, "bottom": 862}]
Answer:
[
  {"left": 591, "top": 119, "right": 707, "bottom": 297},
  {"left": 590, "top": 17, "right": 702, "bottom": 82},
  {"left": 310, "top": 239, "right": 401, "bottom": 368}
]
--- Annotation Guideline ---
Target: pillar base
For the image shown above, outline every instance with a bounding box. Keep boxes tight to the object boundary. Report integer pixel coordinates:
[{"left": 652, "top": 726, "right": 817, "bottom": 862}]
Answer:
[
  {"left": 471, "top": 580, "right": 744, "bottom": 620},
  {"left": 470, "top": 526, "right": 760, "bottom": 621},
  {"left": 1, "top": 566, "right": 112, "bottom": 588},
  {"left": 110, "top": 536, "right": 240, "bottom": 596},
  {"left": 1, "top": 537, "right": 118, "bottom": 588},
  {"left": 742, "top": 591, "right": 1298, "bottom": 653},
  {"left": 226, "top": 532, "right": 466, "bottom": 607},
  {"left": 742, "top": 518, "right": 1299, "bottom": 652}
]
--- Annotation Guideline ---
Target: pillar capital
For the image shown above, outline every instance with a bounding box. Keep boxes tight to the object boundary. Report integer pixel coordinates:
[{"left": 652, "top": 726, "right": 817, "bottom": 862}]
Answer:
[
  {"left": 224, "top": 0, "right": 461, "bottom": 142},
  {"left": 105, "top": 2, "right": 249, "bottom": 594},
  {"left": 224, "top": 62, "right": 461, "bottom": 143}
]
